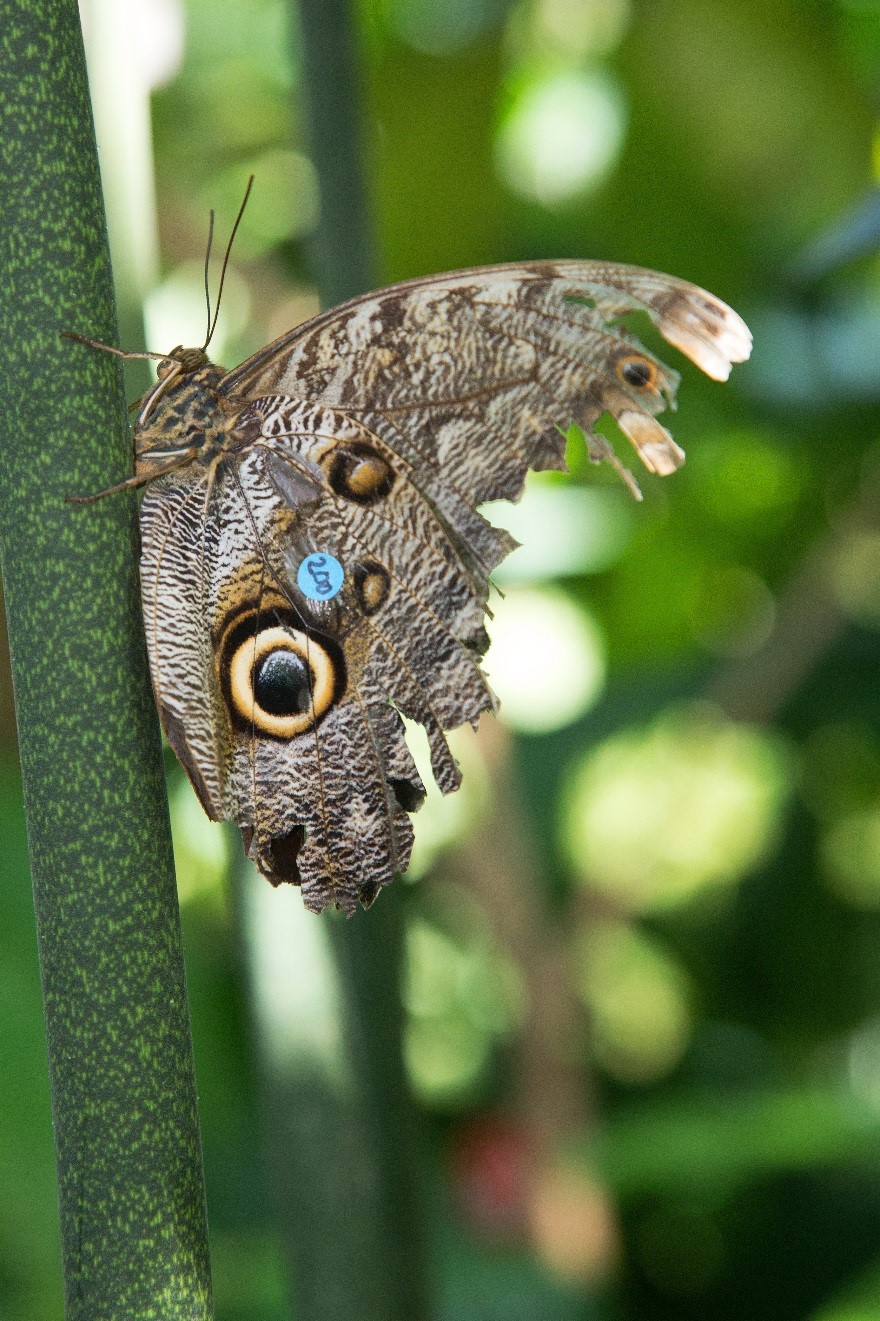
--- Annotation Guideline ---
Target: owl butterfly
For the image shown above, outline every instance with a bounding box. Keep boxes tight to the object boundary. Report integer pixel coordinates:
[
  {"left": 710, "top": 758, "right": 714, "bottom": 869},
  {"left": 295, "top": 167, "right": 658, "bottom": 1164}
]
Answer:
[{"left": 77, "top": 254, "right": 750, "bottom": 914}]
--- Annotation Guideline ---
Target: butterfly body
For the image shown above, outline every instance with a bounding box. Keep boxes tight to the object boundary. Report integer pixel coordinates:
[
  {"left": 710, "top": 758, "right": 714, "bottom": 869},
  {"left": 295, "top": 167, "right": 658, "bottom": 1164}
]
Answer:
[{"left": 126, "top": 261, "right": 751, "bottom": 914}]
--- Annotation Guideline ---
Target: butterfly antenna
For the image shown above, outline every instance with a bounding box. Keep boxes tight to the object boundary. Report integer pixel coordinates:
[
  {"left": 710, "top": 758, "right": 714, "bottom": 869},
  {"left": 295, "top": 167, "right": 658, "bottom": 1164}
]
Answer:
[
  {"left": 61, "top": 331, "right": 171, "bottom": 364},
  {"left": 203, "top": 207, "right": 216, "bottom": 348},
  {"left": 204, "top": 174, "right": 254, "bottom": 351}
]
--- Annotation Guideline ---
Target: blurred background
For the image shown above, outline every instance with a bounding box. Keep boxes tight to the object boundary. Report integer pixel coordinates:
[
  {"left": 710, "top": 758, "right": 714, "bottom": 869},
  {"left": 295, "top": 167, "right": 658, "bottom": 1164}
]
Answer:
[{"left": 4, "top": 0, "right": 880, "bottom": 1316}]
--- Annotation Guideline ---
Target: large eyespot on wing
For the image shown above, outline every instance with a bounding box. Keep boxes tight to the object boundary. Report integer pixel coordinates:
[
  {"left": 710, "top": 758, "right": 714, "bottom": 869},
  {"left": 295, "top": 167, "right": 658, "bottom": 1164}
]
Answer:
[
  {"left": 139, "top": 443, "right": 437, "bottom": 915},
  {"left": 220, "top": 260, "right": 751, "bottom": 505},
  {"left": 218, "top": 610, "right": 345, "bottom": 739}
]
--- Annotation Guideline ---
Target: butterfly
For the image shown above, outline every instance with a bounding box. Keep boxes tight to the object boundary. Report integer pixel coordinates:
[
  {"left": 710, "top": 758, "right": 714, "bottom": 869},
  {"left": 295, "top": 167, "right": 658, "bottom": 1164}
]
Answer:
[{"left": 73, "top": 255, "right": 750, "bottom": 914}]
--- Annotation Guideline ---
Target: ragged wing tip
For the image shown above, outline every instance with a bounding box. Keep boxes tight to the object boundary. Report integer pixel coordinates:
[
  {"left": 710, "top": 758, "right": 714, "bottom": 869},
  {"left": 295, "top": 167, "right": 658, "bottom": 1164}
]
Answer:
[{"left": 659, "top": 290, "right": 752, "bottom": 383}]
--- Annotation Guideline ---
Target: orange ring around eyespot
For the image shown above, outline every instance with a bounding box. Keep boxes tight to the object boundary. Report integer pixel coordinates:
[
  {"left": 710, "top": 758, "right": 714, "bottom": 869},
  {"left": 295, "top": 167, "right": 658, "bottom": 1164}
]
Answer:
[
  {"left": 228, "top": 625, "right": 337, "bottom": 738},
  {"left": 615, "top": 354, "right": 658, "bottom": 391}
]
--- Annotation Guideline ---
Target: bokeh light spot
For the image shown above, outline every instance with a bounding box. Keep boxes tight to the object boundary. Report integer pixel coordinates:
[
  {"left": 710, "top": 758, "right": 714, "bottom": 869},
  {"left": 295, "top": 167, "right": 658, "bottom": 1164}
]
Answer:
[
  {"left": 822, "top": 808, "right": 880, "bottom": 909},
  {"left": 689, "top": 430, "right": 807, "bottom": 525},
  {"left": 496, "top": 69, "right": 627, "bottom": 206},
  {"left": 530, "top": 0, "right": 630, "bottom": 60},
  {"left": 390, "top": 0, "right": 507, "bottom": 55},
  {"left": 144, "top": 258, "right": 251, "bottom": 362},
  {"left": 831, "top": 530, "right": 880, "bottom": 630},
  {"left": 529, "top": 1163, "right": 619, "bottom": 1283},
  {"left": 484, "top": 474, "right": 635, "bottom": 584},
  {"left": 205, "top": 151, "right": 320, "bottom": 257},
  {"left": 688, "top": 565, "right": 776, "bottom": 658},
  {"left": 564, "top": 704, "right": 791, "bottom": 910},
  {"left": 168, "top": 773, "right": 229, "bottom": 906},
  {"left": 404, "top": 912, "right": 522, "bottom": 1105},
  {"left": 486, "top": 587, "right": 606, "bottom": 734},
  {"left": 576, "top": 921, "right": 692, "bottom": 1083},
  {"left": 404, "top": 722, "right": 487, "bottom": 879}
]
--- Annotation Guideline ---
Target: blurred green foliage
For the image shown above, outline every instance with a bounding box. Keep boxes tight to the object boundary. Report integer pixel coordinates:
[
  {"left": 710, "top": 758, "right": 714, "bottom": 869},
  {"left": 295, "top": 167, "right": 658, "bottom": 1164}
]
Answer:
[{"left": 4, "top": 0, "right": 880, "bottom": 1316}]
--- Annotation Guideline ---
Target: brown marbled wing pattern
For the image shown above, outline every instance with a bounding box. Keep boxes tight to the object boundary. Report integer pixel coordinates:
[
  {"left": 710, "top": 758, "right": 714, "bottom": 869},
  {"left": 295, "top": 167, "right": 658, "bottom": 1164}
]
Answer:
[
  {"left": 140, "top": 462, "right": 232, "bottom": 821},
  {"left": 248, "top": 402, "right": 497, "bottom": 779},
  {"left": 141, "top": 442, "right": 433, "bottom": 912},
  {"left": 138, "top": 262, "right": 749, "bottom": 913},
  {"left": 221, "top": 261, "right": 751, "bottom": 507}
]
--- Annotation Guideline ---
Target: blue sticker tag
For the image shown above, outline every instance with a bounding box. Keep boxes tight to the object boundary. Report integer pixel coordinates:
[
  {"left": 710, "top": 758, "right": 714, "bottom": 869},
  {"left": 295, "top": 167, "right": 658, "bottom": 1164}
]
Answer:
[{"left": 297, "top": 553, "right": 345, "bottom": 601}]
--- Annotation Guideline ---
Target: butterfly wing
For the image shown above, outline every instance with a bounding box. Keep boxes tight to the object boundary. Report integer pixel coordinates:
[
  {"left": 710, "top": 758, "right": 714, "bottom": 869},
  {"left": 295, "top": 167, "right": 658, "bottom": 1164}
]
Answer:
[
  {"left": 140, "top": 419, "right": 492, "bottom": 913},
  {"left": 222, "top": 261, "right": 751, "bottom": 506},
  {"left": 142, "top": 262, "right": 750, "bottom": 913}
]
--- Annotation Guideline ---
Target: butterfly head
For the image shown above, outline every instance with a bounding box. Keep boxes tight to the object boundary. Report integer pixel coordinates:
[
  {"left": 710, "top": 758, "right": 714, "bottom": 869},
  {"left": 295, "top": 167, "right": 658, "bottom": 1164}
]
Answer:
[
  {"left": 157, "top": 344, "right": 210, "bottom": 377},
  {"left": 134, "top": 347, "right": 229, "bottom": 480},
  {"left": 138, "top": 345, "right": 216, "bottom": 422}
]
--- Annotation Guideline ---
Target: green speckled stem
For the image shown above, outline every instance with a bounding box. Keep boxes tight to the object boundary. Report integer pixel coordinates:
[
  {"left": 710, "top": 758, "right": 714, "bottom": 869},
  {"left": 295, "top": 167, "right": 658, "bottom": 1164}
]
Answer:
[{"left": 0, "top": 3, "right": 212, "bottom": 1318}]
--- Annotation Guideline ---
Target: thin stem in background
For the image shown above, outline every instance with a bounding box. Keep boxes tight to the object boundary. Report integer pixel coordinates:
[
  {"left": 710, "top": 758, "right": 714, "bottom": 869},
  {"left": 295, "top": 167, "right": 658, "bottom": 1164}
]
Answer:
[{"left": 294, "top": 0, "right": 376, "bottom": 306}]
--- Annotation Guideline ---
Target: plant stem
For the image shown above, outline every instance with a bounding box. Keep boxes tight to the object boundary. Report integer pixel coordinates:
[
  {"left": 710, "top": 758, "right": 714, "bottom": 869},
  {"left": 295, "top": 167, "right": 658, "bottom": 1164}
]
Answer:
[
  {"left": 0, "top": 2, "right": 212, "bottom": 1316},
  {"left": 295, "top": 0, "right": 376, "bottom": 304}
]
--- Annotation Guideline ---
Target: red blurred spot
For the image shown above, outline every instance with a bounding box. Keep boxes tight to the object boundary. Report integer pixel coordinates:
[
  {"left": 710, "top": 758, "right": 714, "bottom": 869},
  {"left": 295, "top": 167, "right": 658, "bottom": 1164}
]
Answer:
[{"left": 450, "top": 1115, "right": 531, "bottom": 1242}]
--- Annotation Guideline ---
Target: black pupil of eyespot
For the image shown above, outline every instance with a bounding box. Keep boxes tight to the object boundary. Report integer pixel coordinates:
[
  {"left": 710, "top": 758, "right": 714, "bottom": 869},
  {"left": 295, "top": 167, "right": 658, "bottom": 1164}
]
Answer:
[
  {"left": 622, "top": 359, "right": 652, "bottom": 387},
  {"left": 253, "top": 650, "right": 311, "bottom": 717}
]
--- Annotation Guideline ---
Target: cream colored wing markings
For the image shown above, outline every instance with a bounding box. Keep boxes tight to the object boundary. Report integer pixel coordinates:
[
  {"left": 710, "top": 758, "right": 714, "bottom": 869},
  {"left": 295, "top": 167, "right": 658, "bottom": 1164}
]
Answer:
[
  {"left": 250, "top": 475, "right": 352, "bottom": 905},
  {"left": 248, "top": 417, "right": 499, "bottom": 742},
  {"left": 140, "top": 467, "right": 232, "bottom": 819},
  {"left": 344, "top": 681, "right": 416, "bottom": 898},
  {"left": 220, "top": 467, "right": 345, "bottom": 903},
  {"left": 220, "top": 261, "right": 749, "bottom": 502},
  {"left": 251, "top": 422, "right": 497, "bottom": 604},
  {"left": 252, "top": 399, "right": 514, "bottom": 588},
  {"left": 264, "top": 318, "right": 559, "bottom": 509},
  {"left": 456, "top": 301, "right": 685, "bottom": 476},
  {"left": 310, "top": 487, "right": 496, "bottom": 723},
  {"left": 215, "top": 455, "right": 429, "bottom": 912},
  {"left": 254, "top": 423, "right": 493, "bottom": 644},
  {"left": 347, "top": 313, "right": 677, "bottom": 492},
  {"left": 238, "top": 442, "right": 472, "bottom": 793}
]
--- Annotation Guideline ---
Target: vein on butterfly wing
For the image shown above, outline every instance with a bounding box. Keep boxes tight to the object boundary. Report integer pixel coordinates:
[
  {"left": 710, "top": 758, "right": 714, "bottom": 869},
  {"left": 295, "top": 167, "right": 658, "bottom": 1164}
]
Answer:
[
  {"left": 245, "top": 444, "right": 480, "bottom": 743},
  {"left": 253, "top": 417, "right": 497, "bottom": 596},
  {"left": 316, "top": 482, "right": 492, "bottom": 697},
  {"left": 218, "top": 260, "right": 747, "bottom": 405},
  {"left": 216, "top": 263, "right": 552, "bottom": 395},
  {"left": 145, "top": 471, "right": 212, "bottom": 717},
  {"left": 288, "top": 322, "right": 584, "bottom": 495},
  {"left": 299, "top": 624, "right": 340, "bottom": 900},
  {"left": 292, "top": 354, "right": 539, "bottom": 411},
  {"left": 475, "top": 309, "right": 673, "bottom": 400},
  {"left": 228, "top": 465, "right": 343, "bottom": 898},
  {"left": 348, "top": 679, "right": 406, "bottom": 875},
  {"left": 253, "top": 433, "right": 488, "bottom": 603},
  {"left": 359, "top": 383, "right": 539, "bottom": 487},
  {"left": 449, "top": 397, "right": 551, "bottom": 471},
  {"left": 234, "top": 455, "right": 463, "bottom": 797},
  {"left": 353, "top": 317, "right": 667, "bottom": 439},
  {"left": 370, "top": 410, "right": 513, "bottom": 578},
  {"left": 247, "top": 560, "right": 268, "bottom": 850},
  {"left": 195, "top": 460, "right": 226, "bottom": 797}
]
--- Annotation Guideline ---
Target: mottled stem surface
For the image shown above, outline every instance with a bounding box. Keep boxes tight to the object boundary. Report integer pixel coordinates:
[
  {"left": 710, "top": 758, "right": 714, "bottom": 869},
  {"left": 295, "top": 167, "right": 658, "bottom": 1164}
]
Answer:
[{"left": 0, "top": 1, "right": 212, "bottom": 1317}]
